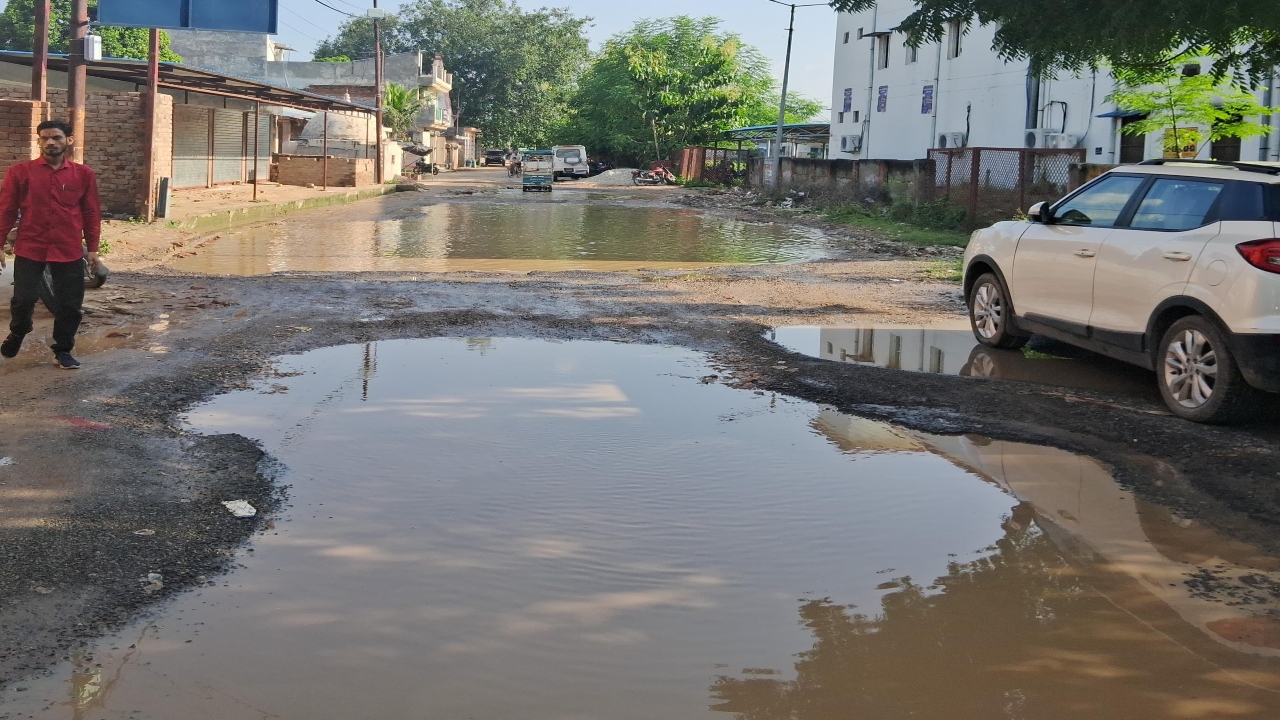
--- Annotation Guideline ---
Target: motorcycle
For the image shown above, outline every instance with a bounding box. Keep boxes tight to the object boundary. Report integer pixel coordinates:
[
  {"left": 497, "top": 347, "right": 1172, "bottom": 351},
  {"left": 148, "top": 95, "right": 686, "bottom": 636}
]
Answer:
[
  {"left": 413, "top": 158, "right": 440, "bottom": 176},
  {"left": 632, "top": 166, "right": 676, "bottom": 186}
]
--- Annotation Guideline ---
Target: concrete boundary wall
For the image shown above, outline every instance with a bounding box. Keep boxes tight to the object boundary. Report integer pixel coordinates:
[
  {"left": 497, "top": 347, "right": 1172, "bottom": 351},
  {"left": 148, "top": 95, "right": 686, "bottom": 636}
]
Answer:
[{"left": 749, "top": 157, "right": 936, "bottom": 204}]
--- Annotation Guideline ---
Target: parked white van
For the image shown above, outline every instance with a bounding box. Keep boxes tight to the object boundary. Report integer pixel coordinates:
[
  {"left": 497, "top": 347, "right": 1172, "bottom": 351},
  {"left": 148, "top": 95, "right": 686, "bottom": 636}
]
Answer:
[{"left": 552, "top": 145, "right": 589, "bottom": 180}]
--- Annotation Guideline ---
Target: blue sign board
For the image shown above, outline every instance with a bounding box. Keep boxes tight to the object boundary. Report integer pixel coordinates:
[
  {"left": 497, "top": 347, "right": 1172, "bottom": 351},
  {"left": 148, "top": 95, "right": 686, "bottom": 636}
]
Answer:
[
  {"left": 99, "top": 0, "right": 279, "bottom": 34},
  {"left": 842, "top": 88, "right": 853, "bottom": 114},
  {"left": 921, "top": 85, "right": 935, "bottom": 115},
  {"left": 876, "top": 85, "right": 888, "bottom": 113}
]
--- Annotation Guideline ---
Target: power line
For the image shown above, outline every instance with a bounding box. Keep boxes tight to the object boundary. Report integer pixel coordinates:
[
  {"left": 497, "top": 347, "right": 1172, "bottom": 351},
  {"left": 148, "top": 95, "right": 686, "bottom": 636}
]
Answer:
[
  {"left": 281, "top": 4, "right": 334, "bottom": 35},
  {"left": 277, "top": 18, "right": 323, "bottom": 44},
  {"left": 312, "top": 0, "right": 357, "bottom": 18}
]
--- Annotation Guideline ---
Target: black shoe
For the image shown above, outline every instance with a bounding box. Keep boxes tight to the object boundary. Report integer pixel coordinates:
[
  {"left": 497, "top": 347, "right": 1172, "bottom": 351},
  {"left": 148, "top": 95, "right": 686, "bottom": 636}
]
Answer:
[
  {"left": 0, "top": 334, "right": 22, "bottom": 359},
  {"left": 53, "top": 351, "right": 80, "bottom": 370}
]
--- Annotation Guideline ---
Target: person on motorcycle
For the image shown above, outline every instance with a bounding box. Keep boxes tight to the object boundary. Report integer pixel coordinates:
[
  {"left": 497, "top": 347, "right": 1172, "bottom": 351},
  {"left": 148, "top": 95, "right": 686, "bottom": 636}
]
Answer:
[
  {"left": 509, "top": 155, "right": 523, "bottom": 177},
  {"left": 0, "top": 119, "right": 101, "bottom": 369}
]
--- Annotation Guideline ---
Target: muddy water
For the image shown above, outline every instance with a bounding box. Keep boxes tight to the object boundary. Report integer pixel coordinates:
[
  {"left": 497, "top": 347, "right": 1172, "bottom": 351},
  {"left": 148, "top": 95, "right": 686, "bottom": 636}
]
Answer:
[
  {"left": 5, "top": 339, "right": 1280, "bottom": 719},
  {"left": 770, "top": 323, "right": 1160, "bottom": 398},
  {"left": 167, "top": 202, "right": 830, "bottom": 275}
]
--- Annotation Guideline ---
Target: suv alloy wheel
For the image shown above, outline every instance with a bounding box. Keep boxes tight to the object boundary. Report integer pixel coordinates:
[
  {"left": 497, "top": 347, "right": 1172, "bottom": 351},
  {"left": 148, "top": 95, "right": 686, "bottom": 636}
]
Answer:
[
  {"left": 1157, "top": 316, "right": 1258, "bottom": 423},
  {"left": 968, "top": 273, "right": 1029, "bottom": 350}
]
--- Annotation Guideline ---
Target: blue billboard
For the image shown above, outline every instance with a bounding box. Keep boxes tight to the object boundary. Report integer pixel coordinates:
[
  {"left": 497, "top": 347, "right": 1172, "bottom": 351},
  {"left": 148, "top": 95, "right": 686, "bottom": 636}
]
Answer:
[{"left": 98, "top": 0, "right": 279, "bottom": 34}]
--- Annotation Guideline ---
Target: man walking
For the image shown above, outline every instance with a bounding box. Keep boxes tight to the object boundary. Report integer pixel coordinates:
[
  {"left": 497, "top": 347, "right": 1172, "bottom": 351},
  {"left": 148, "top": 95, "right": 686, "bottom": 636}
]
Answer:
[{"left": 0, "top": 119, "right": 101, "bottom": 369}]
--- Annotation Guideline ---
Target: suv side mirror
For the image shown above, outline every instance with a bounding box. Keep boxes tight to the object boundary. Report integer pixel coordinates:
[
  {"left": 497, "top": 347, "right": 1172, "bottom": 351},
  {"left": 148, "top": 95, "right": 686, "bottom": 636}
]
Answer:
[{"left": 1028, "top": 201, "right": 1051, "bottom": 224}]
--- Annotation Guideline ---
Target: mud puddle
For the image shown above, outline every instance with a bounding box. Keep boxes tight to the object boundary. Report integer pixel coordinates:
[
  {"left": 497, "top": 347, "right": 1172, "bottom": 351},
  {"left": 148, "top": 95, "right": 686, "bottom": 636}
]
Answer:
[
  {"left": 770, "top": 323, "right": 1160, "bottom": 399},
  {"left": 167, "top": 203, "right": 830, "bottom": 275},
  {"left": 4, "top": 339, "right": 1280, "bottom": 719}
]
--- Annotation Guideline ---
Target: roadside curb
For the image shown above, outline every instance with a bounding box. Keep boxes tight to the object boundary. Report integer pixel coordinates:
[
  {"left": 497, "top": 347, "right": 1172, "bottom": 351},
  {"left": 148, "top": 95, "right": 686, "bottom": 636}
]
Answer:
[{"left": 162, "top": 185, "right": 399, "bottom": 234}]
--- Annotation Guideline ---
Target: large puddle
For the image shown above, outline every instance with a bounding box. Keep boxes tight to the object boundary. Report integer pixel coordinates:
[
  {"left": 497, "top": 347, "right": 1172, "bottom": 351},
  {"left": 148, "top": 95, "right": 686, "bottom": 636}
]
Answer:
[
  {"left": 5, "top": 339, "right": 1280, "bottom": 718},
  {"left": 167, "top": 202, "right": 830, "bottom": 275},
  {"left": 770, "top": 323, "right": 1160, "bottom": 398}
]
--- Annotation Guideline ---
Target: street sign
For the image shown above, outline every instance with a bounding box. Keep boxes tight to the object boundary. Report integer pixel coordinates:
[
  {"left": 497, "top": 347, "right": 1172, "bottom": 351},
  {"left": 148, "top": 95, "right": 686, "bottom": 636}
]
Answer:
[{"left": 98, "top": 0, "right": 279, "bottom": 34}]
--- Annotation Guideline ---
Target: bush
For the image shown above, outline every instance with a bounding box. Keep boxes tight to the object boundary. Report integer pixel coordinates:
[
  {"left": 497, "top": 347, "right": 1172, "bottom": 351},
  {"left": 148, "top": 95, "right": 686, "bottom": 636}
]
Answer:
[
  {"left": 888, "top": 200, "right": 914, "bottom": 222},
  {"left": 911, "top": 199, "right": 968, "bottom": 230}
]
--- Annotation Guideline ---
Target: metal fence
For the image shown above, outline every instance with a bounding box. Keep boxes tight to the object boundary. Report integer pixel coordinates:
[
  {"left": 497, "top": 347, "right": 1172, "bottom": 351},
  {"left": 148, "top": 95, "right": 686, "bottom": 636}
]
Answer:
[
  {"left": 675, "top": 147, "right": 747, "bottom": 184},
  {"left": 928, "top": 148, "right": 1087, "bottom": 227}
]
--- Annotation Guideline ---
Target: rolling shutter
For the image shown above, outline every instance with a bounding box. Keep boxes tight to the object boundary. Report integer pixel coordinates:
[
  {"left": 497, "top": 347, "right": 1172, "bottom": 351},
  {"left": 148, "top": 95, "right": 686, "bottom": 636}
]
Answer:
[
  {"left": 172, "top": 106, "right": 210, "bottom": 189},
  {"left": 248, "top": 113, "right": 273, "bottom": 182},
  {"left": 212, "top": 109, "right": 245, "bottom": 184}
]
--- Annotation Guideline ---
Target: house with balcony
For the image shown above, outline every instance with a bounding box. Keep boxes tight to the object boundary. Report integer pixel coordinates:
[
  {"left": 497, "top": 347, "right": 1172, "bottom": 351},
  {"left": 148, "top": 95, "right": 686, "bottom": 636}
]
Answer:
[{"left": 830, "top": 1, "right": 1280, "bottom": 164}]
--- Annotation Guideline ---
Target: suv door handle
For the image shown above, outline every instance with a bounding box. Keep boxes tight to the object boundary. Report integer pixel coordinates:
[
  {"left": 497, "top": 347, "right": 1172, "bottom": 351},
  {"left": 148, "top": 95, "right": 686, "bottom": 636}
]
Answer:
[
  {"left": 1074, "top": 249, "right": 1096, "bottom": 258},
  {"left": 1162, "top": 251, "right": 1193, "bottom": 262}
]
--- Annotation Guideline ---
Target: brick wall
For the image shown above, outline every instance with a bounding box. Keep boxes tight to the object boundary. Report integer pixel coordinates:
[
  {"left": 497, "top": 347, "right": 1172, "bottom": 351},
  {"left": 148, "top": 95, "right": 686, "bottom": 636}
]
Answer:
[
  {"left": 0, "top": 99, "right": 46, "bottom": 183},
  {"left": 275, "top": 154, "right": 374, "bottom": 187},
  {"left": 0, "top": 88, "right": 172, "bottom": 217}
]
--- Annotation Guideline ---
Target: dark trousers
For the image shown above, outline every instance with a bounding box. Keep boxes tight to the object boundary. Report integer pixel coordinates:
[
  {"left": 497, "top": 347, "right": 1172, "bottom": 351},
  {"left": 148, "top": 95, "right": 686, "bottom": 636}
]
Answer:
[{"left": 9, "top": 256, "right": 84, "bottom": 353}]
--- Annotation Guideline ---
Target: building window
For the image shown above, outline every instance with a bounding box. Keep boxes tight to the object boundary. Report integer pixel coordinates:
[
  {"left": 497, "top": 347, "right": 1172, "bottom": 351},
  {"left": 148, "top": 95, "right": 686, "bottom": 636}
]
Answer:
[
  {"left": 906, "top": 39, "right": 918, "bottom": 64},
  {"left": 857, "top": 27, "right": 864, "bottom": 39},
  {"left": 843, "top": 31, "right": 850, "bottom": 44},
  {"left": 876, "top": 35, "right": 890, "bottom": 69},
  {"left": 838, "top": 111, "right": 845, "bottom": 123},
  {"left": 851, "top": 110, "right": 860, "bottom": 124},
  {"left": 946, "top": 20, "right": 964, "bottom": 59}
]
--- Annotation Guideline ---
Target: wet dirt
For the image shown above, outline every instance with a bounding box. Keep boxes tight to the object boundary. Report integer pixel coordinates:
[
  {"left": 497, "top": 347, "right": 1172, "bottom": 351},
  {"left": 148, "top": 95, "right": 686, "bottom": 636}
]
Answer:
[
  {"left": 166, "top": 199, "right": 831, "bottom": 275},
  {"left": 3, "top": 338, "right": 1280, "bottom": 719},
  {"left": 769, "top": 323, "right": 1160, "bottom": 400}
]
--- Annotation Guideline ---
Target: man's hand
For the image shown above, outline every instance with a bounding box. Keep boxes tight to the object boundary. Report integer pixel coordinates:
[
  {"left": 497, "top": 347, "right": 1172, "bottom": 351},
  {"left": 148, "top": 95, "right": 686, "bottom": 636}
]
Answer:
[
  {"left": 1, "top": 242, "right": 9, "bottom": 270},
  {"left": 86, "top": 251, "right": 98, "bottom": 275}
]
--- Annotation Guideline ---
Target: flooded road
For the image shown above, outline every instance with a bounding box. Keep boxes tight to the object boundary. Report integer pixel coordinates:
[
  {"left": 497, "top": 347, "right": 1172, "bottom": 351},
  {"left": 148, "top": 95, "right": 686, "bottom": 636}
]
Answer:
[
  {"left": 4, "top": 339, "right": 1279, "bottom": 719},
  {"left": 167, "top": 201, "right": 830, "bottom": 275},
  {"left": 769, "top": 323, "right": 1160, "bottom": 399}
]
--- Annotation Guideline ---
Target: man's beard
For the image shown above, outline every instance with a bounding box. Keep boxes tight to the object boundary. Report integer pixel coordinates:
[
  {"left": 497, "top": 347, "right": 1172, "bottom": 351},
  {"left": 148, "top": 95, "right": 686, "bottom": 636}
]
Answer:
[{"left": 42, "top": 145, "right": 65, "bottom": 159}]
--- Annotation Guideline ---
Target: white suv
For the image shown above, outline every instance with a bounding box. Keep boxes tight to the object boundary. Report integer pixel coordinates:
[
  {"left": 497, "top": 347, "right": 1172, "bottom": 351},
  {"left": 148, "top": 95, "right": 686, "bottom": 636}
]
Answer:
[{"left": 963, "top": 160, "right": 1280, "bottom": 423}]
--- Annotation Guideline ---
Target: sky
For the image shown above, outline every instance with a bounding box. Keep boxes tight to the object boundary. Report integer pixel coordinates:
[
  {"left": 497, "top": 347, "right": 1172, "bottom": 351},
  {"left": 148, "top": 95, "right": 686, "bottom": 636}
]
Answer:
[{"left": 272, "top": 0, "right": 838, "bottom": 112}]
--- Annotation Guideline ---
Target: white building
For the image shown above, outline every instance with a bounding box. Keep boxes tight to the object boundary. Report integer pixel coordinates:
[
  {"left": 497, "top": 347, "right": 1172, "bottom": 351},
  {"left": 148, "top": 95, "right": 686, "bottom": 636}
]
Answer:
[{"left": 830, "top": 1, "right": 1280, "bottom": 164}]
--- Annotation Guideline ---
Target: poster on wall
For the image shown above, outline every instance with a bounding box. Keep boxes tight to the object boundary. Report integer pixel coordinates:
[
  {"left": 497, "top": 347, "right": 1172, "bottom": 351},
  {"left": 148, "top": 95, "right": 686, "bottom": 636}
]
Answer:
[
  {"left": 921, "top": 85, "right": 935, "bottom": 115},
  {"left": 843, "top": 88, "right": 853, "bottom": 114},
  {"left": 877, "top": 86, "right": 888, "bottom": 113}
]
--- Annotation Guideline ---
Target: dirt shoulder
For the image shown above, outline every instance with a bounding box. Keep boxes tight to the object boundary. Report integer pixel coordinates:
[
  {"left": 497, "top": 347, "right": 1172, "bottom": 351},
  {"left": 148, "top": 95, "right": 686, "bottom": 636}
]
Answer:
[{"left": 0, "top": 186, "right": 1277, "bottom": 690}]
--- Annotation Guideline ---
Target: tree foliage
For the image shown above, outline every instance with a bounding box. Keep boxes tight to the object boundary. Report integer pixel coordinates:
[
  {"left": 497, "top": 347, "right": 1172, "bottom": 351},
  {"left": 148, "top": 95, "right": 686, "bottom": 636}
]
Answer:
[
  {"left": 827, "top": 0, "right": 1280, "bottom": 84},
  {"left": 557, "top": 17, "right": 791, "bottom": 166},
  {"left": 314, "top": 0, "right": 591, "bottom": 148},
  {"left": 0, "top": 0, "right": 181, "bottom": 61},
  {"left": 1108, "top": 52, "right": 1277, "bottom": 158},
  {"left": 382, "top": 82, "right": 423, "bottom": 141}
]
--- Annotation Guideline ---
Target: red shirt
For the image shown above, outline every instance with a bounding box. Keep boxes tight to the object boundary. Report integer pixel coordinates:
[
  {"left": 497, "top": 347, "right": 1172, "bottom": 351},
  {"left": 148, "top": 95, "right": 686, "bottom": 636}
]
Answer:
[{"left": 0, "top": 157, "right": 102, "bottom": 263}]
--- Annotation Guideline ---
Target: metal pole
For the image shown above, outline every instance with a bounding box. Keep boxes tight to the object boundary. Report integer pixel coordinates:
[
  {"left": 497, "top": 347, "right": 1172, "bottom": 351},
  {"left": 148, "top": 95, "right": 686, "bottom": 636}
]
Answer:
[
  {"left": 67, "top": 0, "right": 88, "bottom": 162},
  {"left": 373, "top": 0, "right": 384, "bottom": 184},
  {"left": 322, "top": 110, "right": 329, "bottom": 191},
  {"left": 31, "top": 0, "right": 49, "bottom": 102},
  {"left": 141, "top": 28, "right": 160, "bottom": 221},
  {"left": 770, "top": 3, "right": 796, "bottom": 188},
  {"left": 253, "top": 100, "right": 261, "bottom": 201}
]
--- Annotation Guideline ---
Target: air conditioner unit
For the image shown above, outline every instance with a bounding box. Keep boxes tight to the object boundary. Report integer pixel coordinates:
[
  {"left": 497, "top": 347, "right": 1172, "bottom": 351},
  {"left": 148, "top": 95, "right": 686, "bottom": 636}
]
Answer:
[
  {"left": 841, "top": 134, "right": 863, "bottom": 152},
  {"left": 1025, "top": 128, "right": 1050, "bottom": 148},
  {"left": 944, "top": 132, "right": 967, "bottom": 149},
  {"left": 1046, "top": 133, "right": 1079, "bottom": 149}
]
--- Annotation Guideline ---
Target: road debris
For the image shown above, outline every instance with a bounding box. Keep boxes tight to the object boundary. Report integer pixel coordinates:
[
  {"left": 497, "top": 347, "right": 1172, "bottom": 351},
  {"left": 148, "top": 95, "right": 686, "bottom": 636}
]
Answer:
[{"left": 221, "top": 500, "right": 257, "bottom": 518}]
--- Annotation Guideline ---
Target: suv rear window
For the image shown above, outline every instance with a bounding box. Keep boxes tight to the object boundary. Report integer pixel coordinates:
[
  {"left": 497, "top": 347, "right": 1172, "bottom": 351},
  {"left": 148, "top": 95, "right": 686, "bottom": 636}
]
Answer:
[{"left": 1129, "top": 178, "right": 1224, "bottom": 231}]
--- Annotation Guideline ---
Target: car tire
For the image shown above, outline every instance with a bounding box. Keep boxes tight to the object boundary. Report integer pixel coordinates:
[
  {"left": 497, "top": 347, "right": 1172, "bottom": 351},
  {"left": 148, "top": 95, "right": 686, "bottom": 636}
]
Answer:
[
  {"left": 968, "top": 273, "right": 1028, "bottom": 350},
  {"left": 1157, "top": 316, "right": 1258, "bottom": 424}
]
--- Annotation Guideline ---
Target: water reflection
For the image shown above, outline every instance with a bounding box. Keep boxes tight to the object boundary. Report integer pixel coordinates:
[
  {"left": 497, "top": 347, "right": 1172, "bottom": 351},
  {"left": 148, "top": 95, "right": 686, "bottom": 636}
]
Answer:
[
  {"left": 168, "top": 203, "right": 830, "bottom": 275},
  {"left": 769, "top": 324, "right": 1157, "bottom": 397},
  {"left": 710, "top": 416, "right": 1280, "bottom": 719}
]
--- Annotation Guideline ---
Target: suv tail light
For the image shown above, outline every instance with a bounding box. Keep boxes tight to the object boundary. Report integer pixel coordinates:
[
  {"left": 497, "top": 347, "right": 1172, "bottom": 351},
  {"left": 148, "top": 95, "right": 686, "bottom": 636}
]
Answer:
[{"left": 1237, "top": 239, "right": 1280, "bottom": 274}]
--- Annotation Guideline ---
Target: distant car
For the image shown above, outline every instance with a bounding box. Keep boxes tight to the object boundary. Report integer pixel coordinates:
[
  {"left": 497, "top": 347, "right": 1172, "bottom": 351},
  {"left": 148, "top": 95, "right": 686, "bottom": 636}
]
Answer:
[
  {"left": 588, "top": 161, "right": 614, "bottom": 177},
  {"left": 963, "top": 159, "right": 1280, "bottom": 423},
  {"left": 483, "top": 150, "right": 508, "bottom": 167}
]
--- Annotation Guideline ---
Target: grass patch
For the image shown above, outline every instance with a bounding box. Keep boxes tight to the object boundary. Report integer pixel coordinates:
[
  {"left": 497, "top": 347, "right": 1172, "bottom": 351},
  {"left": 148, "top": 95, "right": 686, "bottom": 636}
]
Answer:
[
  {"left": 823, "top": 200, "right": 971, "bottom": 247},
  {"left": 97, "top": 239, "right": 112, "bottom": 255},
  {"left": 922, "top": 258, "right": 962, "bottom": 282},
  {"left": 1021, "top": 347, "right": 1067, "bottom": 360},
  {"left": 642, "top": 273, "right": 723, "bottom": 283}
]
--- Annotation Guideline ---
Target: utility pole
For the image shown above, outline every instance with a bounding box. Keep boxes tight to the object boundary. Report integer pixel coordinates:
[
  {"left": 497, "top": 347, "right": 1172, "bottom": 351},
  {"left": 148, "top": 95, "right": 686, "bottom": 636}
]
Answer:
[
  {"left": 372, "top": 1, "right": 385, "bottom": 184},
  {"left": 141, "top": 28, "right": 160, "bottom": 221},
  {"left": 67, "top": 0, "right": 88, "bottom": 161},
  {"left": 770, "top": 3, "right": 796, "bottom": 188},
  {"left": 31, "top": 0, "right": 49, "bottom": 102},
  {"left": 766, "top": 1, "right": 825, "bottom": 188}
]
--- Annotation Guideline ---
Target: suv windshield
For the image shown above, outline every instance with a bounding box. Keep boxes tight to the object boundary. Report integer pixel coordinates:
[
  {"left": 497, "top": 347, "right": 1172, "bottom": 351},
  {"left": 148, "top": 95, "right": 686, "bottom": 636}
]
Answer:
[{"left": 555, "top": 149, "right": 582, "bottom": 160}]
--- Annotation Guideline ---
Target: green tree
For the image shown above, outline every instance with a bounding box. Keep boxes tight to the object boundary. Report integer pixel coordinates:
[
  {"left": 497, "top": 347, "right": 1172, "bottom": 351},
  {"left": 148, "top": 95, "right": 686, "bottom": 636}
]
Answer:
[
  {"left": 827, "top": 0, "right": 1280, "bottom": 84},
  {"left": 1109, "top": 51, "right": 1277, "bottom": 158},
  {"left": 382, "top": 82, "right": 423, "bottom": 140},
  {"left": 314, "top": 55, "right": 352, "bottom": 63},
  {"left": 0, "top": 0, "right": 181, "bottom": 61},
  {"left": 558, "top": 17, "right": 776, "bottom": 166},
  {"left": 314, "top": 0, "right": 591, "bottom": 148},
  {"left": 743, "top": 92, "right": 825, "bottom": 127}
]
